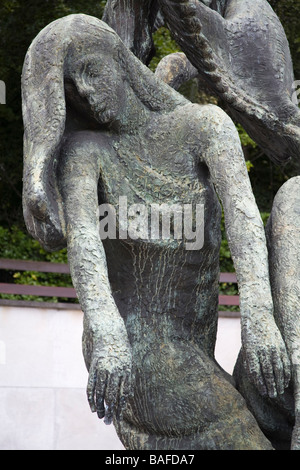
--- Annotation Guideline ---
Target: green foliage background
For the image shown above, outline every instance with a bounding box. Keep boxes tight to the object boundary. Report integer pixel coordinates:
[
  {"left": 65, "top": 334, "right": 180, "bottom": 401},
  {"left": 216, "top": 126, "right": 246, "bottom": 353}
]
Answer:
[{"left": 0, "top": 0, "right": 299, "bottom": 301}]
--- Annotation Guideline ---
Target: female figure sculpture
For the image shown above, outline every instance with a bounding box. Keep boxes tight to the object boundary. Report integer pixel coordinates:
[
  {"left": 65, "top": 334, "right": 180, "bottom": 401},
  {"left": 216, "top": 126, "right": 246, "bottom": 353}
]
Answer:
[{"left": 22, "top": 13, "right": 299, "bottom": 449}]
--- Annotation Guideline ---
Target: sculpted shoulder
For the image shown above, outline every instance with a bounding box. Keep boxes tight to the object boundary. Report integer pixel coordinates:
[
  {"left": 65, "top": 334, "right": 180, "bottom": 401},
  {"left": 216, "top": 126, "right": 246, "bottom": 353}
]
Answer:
[{"left": 169, "top": 102, "right": 240, "bottom": 157}]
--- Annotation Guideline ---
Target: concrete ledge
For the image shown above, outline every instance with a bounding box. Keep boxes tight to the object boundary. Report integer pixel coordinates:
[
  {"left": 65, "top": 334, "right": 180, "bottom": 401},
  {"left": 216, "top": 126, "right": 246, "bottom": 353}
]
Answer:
[
  {"left": 0, "top": 305, "right": 241, "bottom": 450},
  {"left": 0, "top": 387, "right": 124, "bottom": 450}
]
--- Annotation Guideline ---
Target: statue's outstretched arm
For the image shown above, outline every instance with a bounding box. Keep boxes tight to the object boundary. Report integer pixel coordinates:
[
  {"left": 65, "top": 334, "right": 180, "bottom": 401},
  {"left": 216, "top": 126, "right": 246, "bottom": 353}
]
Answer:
[
  {"left": 195, "top": 105, "right": 291, "bottom": 398},
  {"left": 56, "top": 134, "right": 132, "bottom": 424},
  {"left": 155, "top": 52, "right": 199, "bottom": 90},
  {"left": 158, "top": 0, "right": 300, "bottom": 166}
]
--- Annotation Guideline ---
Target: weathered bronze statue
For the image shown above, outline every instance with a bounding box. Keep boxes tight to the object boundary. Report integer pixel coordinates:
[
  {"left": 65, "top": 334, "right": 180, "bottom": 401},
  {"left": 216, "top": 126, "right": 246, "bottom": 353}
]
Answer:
[
  {"left": 157, "top": 0, "right": 300, "bottom": 166},
  {"left": 21, "top": 1, "right": 300, "bottom": 450}
]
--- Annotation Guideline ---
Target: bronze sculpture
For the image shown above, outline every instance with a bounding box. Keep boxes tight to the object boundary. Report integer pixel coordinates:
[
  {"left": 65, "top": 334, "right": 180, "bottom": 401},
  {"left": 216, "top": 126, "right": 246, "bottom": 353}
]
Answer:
[{"left": 21, "top": 1, "right": 300, "bottom": 450}]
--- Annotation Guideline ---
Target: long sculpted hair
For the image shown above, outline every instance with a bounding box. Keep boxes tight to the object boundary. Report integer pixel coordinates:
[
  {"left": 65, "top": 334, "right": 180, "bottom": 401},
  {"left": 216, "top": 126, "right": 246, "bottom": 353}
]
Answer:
[{"left": 22, "top": 14, "right": 187, "bottom": 251}]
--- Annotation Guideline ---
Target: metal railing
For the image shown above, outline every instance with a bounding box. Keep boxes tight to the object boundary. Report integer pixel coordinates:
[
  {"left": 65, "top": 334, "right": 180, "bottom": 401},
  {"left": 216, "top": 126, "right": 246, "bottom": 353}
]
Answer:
[{"left": 0, "top": 259, "right": 239, "bottom": 315}]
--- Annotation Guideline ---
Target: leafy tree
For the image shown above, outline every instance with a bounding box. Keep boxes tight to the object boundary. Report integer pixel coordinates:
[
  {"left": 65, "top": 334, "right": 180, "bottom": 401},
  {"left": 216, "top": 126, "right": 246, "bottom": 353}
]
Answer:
[{"left": 149, "top": 26, "right": 180, "bottom": 71}]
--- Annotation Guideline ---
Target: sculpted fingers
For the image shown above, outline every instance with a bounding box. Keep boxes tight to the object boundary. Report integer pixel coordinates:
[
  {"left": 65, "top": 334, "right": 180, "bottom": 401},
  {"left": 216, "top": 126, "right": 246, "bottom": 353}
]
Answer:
[
  {"left": 258, "top": 350, "right": 277, "bottom": 398},
  {"left": 271, "top": 349, "right": 285, "bottom": 396},
  {"left": 96, "top": 372, "right": 108, "bottom": 419},
  {"left": 87, "top": 357, "right": 132, "bottom": 424},
  {"left": 87, "top": 358, "right": 108, "bottom": 416},
  {"left": 104, "top": 373, "right": 120, "bottom": 424},
  {"left": 245, "top": 344, "right": 291, "bottom": 399},
  {"left": 84, "top": 325, "right": 132, "bottom": 423},
  {"left": 242, "top": 313, "right": 292, "bottom": 399},
  {"left": 267, "top": 338, "right": 291, "bottom": 396},
  {"left": 272, "top": 347, "right": 291, "bottom": 396},
  {"left": 244, "top": 348, "right": 268, "bottom": 397},
  {"left": 87, "top": 362, "right": 98, "bottom": 413},
  {"left": 117, "top": 373, "right": 132, "bottom": 420},
  {"left": 282, "top": 348, "right": 292, "bottom": 389},
  {"left": 105, "top": 368, "right": 132, "bottom": 424}
]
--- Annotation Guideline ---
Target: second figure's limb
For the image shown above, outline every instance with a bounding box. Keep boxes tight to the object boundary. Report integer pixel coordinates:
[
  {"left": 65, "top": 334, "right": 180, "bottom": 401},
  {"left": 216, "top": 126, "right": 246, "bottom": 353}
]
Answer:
[
  {"left": 194, "top": 104, "right": 291, "bottom": 398},
  {"left": 266, "top": 176, "right": 300, "bottom": 450}
]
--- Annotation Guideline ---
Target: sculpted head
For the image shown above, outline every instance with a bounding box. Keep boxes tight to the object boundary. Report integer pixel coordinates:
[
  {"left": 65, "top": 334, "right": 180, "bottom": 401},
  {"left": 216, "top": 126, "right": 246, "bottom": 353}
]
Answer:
[
  {"left": 64, "top": 21, "right": 130, "bottom": 126},
  {"left": 63, "top": 16, "right": 186, "bottom": 126}
]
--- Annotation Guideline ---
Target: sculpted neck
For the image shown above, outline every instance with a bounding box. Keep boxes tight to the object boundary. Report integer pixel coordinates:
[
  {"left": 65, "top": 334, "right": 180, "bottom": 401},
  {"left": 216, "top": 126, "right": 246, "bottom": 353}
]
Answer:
[{"left": 109, "top": 84, "right": 152, "bottom": 134}]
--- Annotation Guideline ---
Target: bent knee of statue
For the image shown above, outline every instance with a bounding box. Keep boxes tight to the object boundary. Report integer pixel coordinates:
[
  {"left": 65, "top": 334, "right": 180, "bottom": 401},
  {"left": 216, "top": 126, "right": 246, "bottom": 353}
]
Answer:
[{"left": 118, "top": 341, "right": 272, "bottom": 450}]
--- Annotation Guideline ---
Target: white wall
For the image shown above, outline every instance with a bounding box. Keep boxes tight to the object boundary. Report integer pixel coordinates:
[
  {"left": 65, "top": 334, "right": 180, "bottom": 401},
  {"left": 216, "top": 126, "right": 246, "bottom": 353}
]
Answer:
[{"left": 0, "top": 306, "right": 241, "bottom": 450}]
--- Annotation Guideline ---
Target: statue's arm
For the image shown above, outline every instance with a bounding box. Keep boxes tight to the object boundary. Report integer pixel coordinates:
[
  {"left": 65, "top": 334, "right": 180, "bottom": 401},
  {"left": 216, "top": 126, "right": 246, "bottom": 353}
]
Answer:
[
  {"left": 266, "top": 178, "right": 300, "bottom": 449},
  {"left": 197, "top": 105, "right": 291, "bottom": 397},
  {"left": 56, "top": 134, "right": 132, "bottom": 423}
]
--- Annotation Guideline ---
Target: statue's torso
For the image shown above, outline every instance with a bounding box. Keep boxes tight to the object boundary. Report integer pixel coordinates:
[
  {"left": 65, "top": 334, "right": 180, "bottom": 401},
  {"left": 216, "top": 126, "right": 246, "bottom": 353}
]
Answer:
[
  {"left": 93, "top": 109, "right": 222, "bottom": 355},
  {"left": 88, "top": 110, "right": 233, "bottom": 440}
]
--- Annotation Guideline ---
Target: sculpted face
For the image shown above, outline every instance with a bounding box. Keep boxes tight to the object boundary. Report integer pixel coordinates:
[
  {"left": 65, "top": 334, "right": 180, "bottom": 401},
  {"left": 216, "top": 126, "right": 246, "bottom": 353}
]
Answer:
[
  {"left": 66, "top": 30, "right": 128, "bottom": 126},
  {"left": 78, "top": 52, "right": 126, "bottom": 124}
]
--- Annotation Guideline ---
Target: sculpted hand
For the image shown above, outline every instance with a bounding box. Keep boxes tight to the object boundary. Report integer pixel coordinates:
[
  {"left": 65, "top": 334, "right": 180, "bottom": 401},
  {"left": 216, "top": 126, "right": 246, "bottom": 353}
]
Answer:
[
  {"left": 83, "top": 318, "right": 132, "bottom": 424},
  {"left": 241, "top": 308, "right": 291, "bottom": 398}
]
